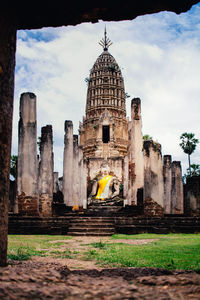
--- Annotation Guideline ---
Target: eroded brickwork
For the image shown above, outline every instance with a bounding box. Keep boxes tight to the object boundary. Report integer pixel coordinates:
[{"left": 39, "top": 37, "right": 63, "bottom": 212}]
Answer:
[
  {"left": 144, "top": 197, "right": 164, "bottom": 217},
  {"left": 18, "top": 194, "right": 38, "bottom": 216}
]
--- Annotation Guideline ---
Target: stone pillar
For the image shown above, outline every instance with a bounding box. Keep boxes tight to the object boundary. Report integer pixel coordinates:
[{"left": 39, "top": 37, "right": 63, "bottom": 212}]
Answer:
[
  {"left": 123, "top": 155, "right": 129, "bottom": 205},
  {"left": 127, "top": 98, "right": 144, "bottom": 205},
  {"left": 63, "top": 121, "right": 73, "bottom": 206},
  {"left": 79, "top": 146, "right": 87, "bottom": 208},
  {"left": 73, "top": 135, "right": 79, "bottom": 207},
  {"left": 163, "top": 156, "right": 183, "bottom": 214},
  {"left": 38, "top": 125, "right": 54, "bottom": 217},
  {"left": 53, "top": 172, "right": 59, "bottom": 193},
  {"left": 0, "top": 15, "right": 16, "bottom": 267},
  {"left": 171, "top": 161, "right": 184, "bottom": 214},
  {"left": 163, "top": 155, "right": 172, "bottom": 214},
  {"left": 17, "top": 93, "right": 38, "bottom": 215},
  {"left": 143, "top": 141, "right": 164, "bottom": 216}
]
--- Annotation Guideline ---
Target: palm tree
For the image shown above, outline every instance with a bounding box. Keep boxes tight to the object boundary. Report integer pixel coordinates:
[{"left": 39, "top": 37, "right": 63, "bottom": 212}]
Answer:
[{"left": 179, "top": 133, "right": 199, "bottom": 175}]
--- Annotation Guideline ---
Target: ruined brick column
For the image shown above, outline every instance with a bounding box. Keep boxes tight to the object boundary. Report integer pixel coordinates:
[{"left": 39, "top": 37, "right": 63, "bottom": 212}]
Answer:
[
  {"left": 0, "top": 16, "right": 16, "bottom": 266},
  {"left": 73, "top": 135, "right": 79, "bottom": 207},
  {"left": 53, "top": 172, "right": 59, "bottom": 194},
  {"left": 163, "top": 155, "right": 172, "bottom": 214},
  {"left": 184, "top": 176, "right": 200, "bottom": 215},
  {"left": 171, "top": 161, "right": 183, "bottom": 214},
  {"left": 38, "top": 125, "right": 54, "bottom": 217},
  {"left": 127, "top": 98, "right": 144, "bottom": 205},
  {"left": 17, "top": 93, "right": 38, "bottom": 215},
  {"left": 78, "top": 146, "right": 87, "bottom": 208},
  {"left": 143, "top": 141, "right": 164, "bottom": 216},
  {"left": 163, "top": 156, "right": 183, "bottom": 214},
  {"left": 63, "top": 121, "right": 73, "bottom": 206}
]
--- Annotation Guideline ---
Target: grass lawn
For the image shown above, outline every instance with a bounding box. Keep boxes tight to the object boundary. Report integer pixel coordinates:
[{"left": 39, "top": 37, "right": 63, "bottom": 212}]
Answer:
[
  {"left": 91, "top": 233, "right": 200, "bottom": 271},
  {"left": 8, "top": 235, "right": 72, "bottom": 260},
  {"left": 7, "top": 234, "right": 200, "bottom": 271}
]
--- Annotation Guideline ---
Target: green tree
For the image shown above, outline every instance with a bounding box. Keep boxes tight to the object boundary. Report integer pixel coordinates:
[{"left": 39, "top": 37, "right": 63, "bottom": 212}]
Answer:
[
  {"left": 179, "top": 133, "right": 199, "bottom": 175},
  {"left": 37, "top": 136, "right": 41, "bottom": 152},
  {"left": 189, "top": 164, "right": 200, "bottom": 176},
  {"left": 143, "top": 134, "right": 153, "bottom": 141},
  {"left": 85, "top": 77, "right": 91, "bottom": 85},
  {"left": 108, "top": 63, "right": 117, "bottom": 72},
  {"left": 125, "top": 92, "right": 130, "bottom": 99},
  {"left": 10, "top": 155, "right": 18, "bottom": 179},
  {"left": 183, "top": 163, "right": 200, "bottom": 183}
]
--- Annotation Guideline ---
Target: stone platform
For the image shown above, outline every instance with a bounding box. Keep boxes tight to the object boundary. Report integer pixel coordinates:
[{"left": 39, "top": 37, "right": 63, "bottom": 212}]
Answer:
[{"left": 8, "top": 212, "right": 200, "bottom": 236}]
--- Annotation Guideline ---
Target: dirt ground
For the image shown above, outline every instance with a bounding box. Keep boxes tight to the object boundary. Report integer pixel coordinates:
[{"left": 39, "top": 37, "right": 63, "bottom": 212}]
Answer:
[
  {"left": 1, "top": 237, "right": 200, "bottom": 299},
  {"left": 33, "top": 236, "right": 158, "bottom": 270}
]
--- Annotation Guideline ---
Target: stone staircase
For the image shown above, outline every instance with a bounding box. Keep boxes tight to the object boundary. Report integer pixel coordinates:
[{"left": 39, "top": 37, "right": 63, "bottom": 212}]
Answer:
[{"left": 67, "top": 216, "right": 116, "bottom": 236}]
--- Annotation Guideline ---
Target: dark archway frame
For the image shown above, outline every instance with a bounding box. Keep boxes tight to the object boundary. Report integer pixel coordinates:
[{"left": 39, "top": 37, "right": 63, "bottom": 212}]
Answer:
[{"left": 0, "top": 0, "right": 198, "bottom": 266}]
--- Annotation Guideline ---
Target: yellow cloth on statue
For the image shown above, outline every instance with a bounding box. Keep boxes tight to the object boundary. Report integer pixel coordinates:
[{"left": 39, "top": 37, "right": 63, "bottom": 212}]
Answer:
[{"left": 96, "top": 175, "right": 112, "bottom": 200}]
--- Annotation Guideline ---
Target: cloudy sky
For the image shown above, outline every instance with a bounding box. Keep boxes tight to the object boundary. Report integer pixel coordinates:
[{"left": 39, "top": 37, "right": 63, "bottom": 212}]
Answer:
[{"left": 12, "top": 3, "right": 200, "bottom": 176}]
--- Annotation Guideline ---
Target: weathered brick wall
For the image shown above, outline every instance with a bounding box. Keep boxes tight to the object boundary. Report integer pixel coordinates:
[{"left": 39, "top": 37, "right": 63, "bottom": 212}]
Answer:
[
  {"left": 8, "top": 216, "right": 69, "bottom": 235},
  {"left": 143, "top": 197, "right": 164, "bottom": 217},
  {"left": 184, "top": 176, "right": 200, "bottom": 215}
]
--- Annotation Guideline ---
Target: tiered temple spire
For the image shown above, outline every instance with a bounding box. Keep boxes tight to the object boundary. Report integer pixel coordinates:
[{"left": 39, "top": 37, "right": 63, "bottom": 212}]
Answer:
[{"left": 79, "top": 29, "right": 128, "bottom": 159}]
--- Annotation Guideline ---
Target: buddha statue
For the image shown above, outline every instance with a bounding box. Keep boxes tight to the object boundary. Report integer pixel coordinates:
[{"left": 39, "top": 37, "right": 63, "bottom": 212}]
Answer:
[{"left": 88, "top": 163, "right": 120, "bottom": 203}]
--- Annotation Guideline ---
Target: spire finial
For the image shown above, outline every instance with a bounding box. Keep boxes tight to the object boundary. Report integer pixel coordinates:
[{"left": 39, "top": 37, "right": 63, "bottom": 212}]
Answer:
[{"left": 99, "top": 27, "right": 113, "bottom": 51}]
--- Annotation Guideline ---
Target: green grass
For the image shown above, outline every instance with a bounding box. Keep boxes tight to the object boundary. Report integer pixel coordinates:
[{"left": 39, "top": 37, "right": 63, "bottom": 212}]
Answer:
[
  {"left": 90, "top": 234, "right": 200, "bottom": 271},
  {"left": 8, "top": 247, "right": 32, "bottom": 260},
  {"left": 7, "top": 234, "right": 200, "bottom": 271},
  {"left": 83, "top": 249, "right": 98, "bottom": 260},
  {"left": 8, "top": 235, "right": 72, "bottom": 261},
  {"left": 111, "top": 233, "right": 163, "bottom": 239},
  {"left": 91, "top": 241, "right": 106, "bottom": 249}
]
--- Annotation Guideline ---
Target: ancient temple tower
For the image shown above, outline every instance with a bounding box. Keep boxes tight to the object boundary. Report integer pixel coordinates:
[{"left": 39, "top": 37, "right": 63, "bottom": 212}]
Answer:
[{"left": 79, "top": 29, "right": 128, "bottom": 182}]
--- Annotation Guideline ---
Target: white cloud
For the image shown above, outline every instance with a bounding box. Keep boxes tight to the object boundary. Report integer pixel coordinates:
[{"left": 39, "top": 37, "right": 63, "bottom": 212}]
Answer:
[{"left": 12, "top": 4, "right": 200, "bottom": 176}]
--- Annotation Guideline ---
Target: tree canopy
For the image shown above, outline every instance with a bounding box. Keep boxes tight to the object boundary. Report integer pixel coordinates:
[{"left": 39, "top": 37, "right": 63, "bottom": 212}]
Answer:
[
  {"left": 10, "top": 155, "right": 18, "bottom": 179},
  {"left": 180, "top": 132, "right": 199, "bottom": 175},
  {"left": 179, "top": 132, "right": 199, "bottom": 155}
]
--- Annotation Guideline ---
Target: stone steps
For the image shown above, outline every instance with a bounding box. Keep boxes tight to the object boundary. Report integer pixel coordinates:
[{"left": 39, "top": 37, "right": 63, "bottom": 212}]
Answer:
[
  {"left": 70, "top": 224, "right": 114, "bottom": 228},
  {"left": 67, "top": 216, "right": 116, "bottom": 236},
  {"left": 68, "top": 227, "right": 115, "bottom": 233},
  {"left": 69, "top": 232, "right": 115, "bottom": 236},
  {"left": 70, "top": 219, "right": 114, "bottom": 223}
]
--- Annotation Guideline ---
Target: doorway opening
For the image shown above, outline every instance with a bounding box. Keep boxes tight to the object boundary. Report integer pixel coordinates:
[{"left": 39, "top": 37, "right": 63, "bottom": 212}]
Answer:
[{"left": 102, "top": 125, "right": 110, "bottom": 143}]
